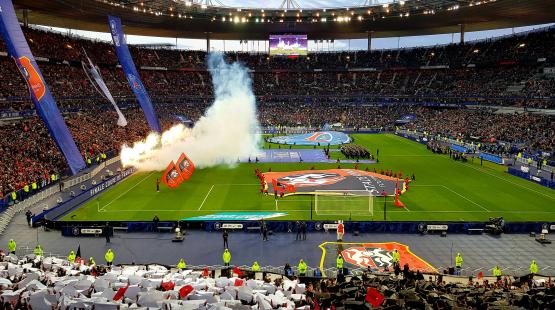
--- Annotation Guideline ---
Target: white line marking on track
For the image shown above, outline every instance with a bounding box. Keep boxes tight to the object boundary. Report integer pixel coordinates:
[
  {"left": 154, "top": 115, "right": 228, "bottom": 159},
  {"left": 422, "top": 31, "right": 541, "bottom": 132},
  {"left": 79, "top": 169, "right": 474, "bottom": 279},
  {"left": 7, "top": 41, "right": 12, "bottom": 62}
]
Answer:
[
  {"left": 198, "top": 185, "right": 215, "bottom": 211},
  {"left": 99, "top": 172, "right": 154, "bottom": 212}
]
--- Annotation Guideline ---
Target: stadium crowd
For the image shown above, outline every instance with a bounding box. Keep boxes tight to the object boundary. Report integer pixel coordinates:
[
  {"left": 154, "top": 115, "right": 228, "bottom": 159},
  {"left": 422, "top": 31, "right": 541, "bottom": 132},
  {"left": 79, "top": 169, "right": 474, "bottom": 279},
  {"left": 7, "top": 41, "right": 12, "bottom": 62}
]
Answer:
[
  {"left": 1, "top": 26, "right": 555, "bottom": 199},
  {"left": 0, "top": 248, "right": 553, "bottom": 309}
]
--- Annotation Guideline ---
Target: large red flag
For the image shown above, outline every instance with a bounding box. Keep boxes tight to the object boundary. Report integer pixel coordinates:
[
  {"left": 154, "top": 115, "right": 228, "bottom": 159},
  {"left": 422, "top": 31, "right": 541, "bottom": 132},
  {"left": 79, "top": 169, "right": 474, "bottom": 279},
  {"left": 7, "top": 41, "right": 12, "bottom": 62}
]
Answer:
[
  {"left": 477, "top": 271, "right": 483, "bottom": 280},
  {"left": 113, "top": 285, "right": 129, "bottom": 301},
  {"left": 272, "top": 179, "right": 278, "bottom": 193},
  {"left": 162, "top": 161, "right": 184, "bottom": 189},
  {"left": 179, "top": 285, "right": 193, "bottom": 298},
  {"left": 394, "top": 179, "right": 406, "bottom": 208},
  {"left": 365, "top": 287, "right": 384, "bottom": 308},
  {"left": 176, "top": 152, "right": 195, "bottom": 180}
]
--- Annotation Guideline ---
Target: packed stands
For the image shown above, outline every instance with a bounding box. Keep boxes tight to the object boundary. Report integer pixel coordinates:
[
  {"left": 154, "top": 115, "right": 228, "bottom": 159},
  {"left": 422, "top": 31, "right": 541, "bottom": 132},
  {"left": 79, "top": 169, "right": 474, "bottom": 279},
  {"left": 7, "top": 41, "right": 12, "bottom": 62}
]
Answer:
[
  {"left": 0, "top": 251, "right": 553, "bottom": 309},
  {"left": 1, "top": 25, "right": 555, "bottom": 199}
]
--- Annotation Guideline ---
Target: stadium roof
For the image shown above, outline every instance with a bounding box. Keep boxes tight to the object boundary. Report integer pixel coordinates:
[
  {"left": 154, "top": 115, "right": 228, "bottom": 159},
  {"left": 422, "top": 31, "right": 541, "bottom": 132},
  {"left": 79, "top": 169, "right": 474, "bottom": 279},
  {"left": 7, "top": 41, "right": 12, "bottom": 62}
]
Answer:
[{"left": 13, "top": 0, "right": 555, "bottom": 40}]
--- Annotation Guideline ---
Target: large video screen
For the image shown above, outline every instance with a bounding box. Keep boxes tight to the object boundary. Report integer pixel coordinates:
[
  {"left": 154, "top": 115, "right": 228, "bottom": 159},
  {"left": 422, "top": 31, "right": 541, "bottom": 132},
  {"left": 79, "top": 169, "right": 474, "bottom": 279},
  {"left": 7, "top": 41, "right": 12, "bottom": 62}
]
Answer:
[{"left": 269, "top": 34, "right": 308, "bottom": 56}]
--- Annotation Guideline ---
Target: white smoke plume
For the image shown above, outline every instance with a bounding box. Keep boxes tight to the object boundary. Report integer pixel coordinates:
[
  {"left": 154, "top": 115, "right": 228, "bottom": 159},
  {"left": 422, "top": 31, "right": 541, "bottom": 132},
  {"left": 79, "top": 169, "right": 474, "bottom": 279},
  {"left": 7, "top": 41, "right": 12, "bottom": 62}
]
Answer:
[{"left": 120, "top": 53, "right": 261, "bottom": 171}]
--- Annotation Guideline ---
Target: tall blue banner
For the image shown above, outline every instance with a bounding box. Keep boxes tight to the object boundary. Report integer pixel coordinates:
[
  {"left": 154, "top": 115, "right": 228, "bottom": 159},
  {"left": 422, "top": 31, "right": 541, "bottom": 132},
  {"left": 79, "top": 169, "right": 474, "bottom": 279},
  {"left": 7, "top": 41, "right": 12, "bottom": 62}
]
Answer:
[
  {"left": 108, "top": 16, "right": 161, "bottom": 133},
  {"left": 0, "top": 0, "right": 85, "bottom": 174}
]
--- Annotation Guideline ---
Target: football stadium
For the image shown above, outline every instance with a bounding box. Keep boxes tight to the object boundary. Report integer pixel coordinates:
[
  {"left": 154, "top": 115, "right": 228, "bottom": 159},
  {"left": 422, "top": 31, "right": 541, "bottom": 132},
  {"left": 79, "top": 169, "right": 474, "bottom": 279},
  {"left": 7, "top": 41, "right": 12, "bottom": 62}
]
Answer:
[{"left": 0, "top": 0, "right": 555, "bottom": 308}]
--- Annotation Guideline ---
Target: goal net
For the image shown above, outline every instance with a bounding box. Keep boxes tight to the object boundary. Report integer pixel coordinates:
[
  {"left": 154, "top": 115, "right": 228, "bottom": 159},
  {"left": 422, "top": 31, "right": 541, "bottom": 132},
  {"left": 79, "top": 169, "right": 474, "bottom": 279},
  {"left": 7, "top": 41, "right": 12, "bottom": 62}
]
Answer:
[{"left": 314, "top": 190, "right": 373, "bottom": 217}]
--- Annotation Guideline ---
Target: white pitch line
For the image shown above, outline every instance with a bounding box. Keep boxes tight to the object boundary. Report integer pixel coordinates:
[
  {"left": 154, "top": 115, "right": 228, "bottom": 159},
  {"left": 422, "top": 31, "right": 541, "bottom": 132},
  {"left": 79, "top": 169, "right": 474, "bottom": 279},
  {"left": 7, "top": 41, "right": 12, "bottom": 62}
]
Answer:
[
  {"left": 440, "top": 185, "right": 491, "bottom": 212},
  {"left": 451, "top": 158, "right": 555, "bottom": 200},
  {"left": 99, "top": 172, "right": 154, "bottom": 212},
  {"left": 198, "top": 185, "right": 215, "bottom": 211},
  {"left": 410, "top": 184, "right": 490, "bottom": 212}
]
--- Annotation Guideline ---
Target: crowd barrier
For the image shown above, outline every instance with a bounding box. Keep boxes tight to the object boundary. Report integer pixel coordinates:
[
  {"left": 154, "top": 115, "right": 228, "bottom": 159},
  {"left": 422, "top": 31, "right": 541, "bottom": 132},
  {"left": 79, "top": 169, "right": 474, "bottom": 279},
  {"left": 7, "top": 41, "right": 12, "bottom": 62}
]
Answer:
[
  {"left": 479, "top": 152, "right": 505, "bottom": 164},
  {"left": 62, "top": 154, "right": 119, "bottom": 189},
  {"left": 508, "top": 167, "right": 555, "bottom": 190},
  {"left": 32, "top": 167, "right": 136, "bottom": 225},
  {"left": 52, "top": 220, "right": 555, "bottom": 235}
]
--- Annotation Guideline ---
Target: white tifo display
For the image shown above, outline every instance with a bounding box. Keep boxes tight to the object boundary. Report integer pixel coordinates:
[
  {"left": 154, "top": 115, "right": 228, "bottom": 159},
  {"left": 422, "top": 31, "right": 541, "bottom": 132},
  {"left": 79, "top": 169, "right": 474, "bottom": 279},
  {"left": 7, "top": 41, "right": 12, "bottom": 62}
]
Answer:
[{"left": 314, "top": 190, "right": 373, "bottom": 217}]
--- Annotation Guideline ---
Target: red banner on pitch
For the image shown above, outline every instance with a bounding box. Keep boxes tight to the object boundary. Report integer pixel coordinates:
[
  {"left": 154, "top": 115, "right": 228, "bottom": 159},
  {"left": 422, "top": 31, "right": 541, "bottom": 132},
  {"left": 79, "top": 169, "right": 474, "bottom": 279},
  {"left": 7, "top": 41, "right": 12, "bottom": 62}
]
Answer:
[
  {"left": 162, "top": 153, "right": 195, "bottom": 189},
  {"left": 176, "top": 152, "right": 195, "bottom": 180},
  {"left": 162, "top": 161, "right": 184, "bottom": 189}
]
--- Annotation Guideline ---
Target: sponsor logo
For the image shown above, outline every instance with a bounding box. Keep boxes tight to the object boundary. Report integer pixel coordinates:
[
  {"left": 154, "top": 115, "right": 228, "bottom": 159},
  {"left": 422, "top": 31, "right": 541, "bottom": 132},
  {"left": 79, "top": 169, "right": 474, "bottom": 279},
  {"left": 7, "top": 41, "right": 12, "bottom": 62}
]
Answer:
[
  {"left": 426, "top": 224, "right": 448, "bottom": 231},
  {"left": 278, "top": 173, "right": 345, "bottom": 187},
  {"left": 72, "top": 227, "right": 80, "bottom": 236},
  {"left": 81, "top": 228, "right": 103, "bottom": 235},
  {"left": 521, "top": 166, "right": 530, "bottom": 173},
  {"left": 305, "top": 132, "right": 332, "bottom": 142},
  {"left": 323, "top": 223, "right": 339, "bottom": 230},
  {"left": 550, "top": 224, "right": 555, "bottom": 231},
  {"left": 221, "top": 223, "right": 243, "bottom": 229},
  {"left": 16, "top": 56, "right": 46, "bottom": 101},
  {"left": 127, "top": 73, "right": 143, "bottom": 91}
]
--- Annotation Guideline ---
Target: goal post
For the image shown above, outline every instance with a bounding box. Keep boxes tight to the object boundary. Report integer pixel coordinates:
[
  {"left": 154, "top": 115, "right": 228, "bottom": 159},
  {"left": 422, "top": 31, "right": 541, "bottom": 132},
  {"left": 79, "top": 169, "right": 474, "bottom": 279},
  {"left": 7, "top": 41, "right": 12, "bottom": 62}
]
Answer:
[{"left": 314, "top": 190, "right": 373, "bottom": 217}]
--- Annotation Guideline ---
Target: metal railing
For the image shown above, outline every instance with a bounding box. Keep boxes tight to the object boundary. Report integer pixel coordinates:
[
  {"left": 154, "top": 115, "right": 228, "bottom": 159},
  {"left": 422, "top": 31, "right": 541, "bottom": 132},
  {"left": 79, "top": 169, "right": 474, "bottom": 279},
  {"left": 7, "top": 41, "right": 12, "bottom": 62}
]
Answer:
[{"left": 0, "top": 186, "right": 59, "bottom": 234}]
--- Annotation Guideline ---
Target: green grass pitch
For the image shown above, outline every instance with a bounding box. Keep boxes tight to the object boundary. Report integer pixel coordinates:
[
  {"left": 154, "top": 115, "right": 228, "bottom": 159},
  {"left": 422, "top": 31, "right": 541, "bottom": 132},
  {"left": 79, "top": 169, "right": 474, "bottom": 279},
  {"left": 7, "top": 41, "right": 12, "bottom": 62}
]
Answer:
[{"left": 62, "top": 134, "right": 555, "bottom": 222}]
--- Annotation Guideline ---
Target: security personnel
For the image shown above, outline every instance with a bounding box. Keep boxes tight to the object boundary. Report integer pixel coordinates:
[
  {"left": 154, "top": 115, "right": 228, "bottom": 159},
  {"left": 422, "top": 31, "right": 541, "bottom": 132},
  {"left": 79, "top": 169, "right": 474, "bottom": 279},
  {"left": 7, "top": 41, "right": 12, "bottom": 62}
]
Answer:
[
  {"left": 222, "top": 248, "right": 231, "bottom": 266},
  {"left": 8, "top": 239, "right": 16, "bottom": 254},
  {"left": 298, "top": 259, "right": 307, "bottom": 277},
  {"left": 336, "top": 254, "right": 344, "bottom": 274},
  {"left": 11, "top": 191, "right": 17, "bottom": 203},
  {"left": 34, "top": 245, "right": 43, "bottom": 257},
  {"left": 50, "top": 174, "right": 57, "bottom": 183},
  {"left": 530, "top": 260, "right": 538, "bottom": 275},
  {"left": 105, "top": 249, "right": 115, "bottom": 267},
  {"left": 493, "top": 265, "right": 502, "bottom": 279},
  {"left": 89, "top": 257, "right": 96, "bottom": 266},
  {"left": 177, "top": 258, "right": 187, "bottom": 270},
  {"left": 68, "top": 250, "right": 76, "bottom": 263},
  {"left": 86, "top": 157, "right": 92, "bottom": 166},
  {"left": 455, "top": 253, "right": 463, "bottom": 275},
  {"left": 392, "top": 249, "right": 400, "bottom": 268},
  {"left": 31, "top": 181, "right": 37, "bottom": 193},
  {"left": 101, "top": 153, "right": 107, "bottom": 161},
  {"left": 23, "top": 184, "right": 29, "bottom": 198},
  {"left": 527, "top": 157, "right": 533, "bottom": 166},
  {"left": 252, "top": 261, "right": 260, "bottom": 272}
]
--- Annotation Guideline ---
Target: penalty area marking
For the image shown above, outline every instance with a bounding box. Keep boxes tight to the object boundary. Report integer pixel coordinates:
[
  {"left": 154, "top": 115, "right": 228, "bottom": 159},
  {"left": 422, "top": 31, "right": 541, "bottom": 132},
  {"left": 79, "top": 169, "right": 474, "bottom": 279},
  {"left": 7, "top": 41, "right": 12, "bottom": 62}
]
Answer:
[{"left": 98, "top": 172, "right": 154, "bottom": 212}]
